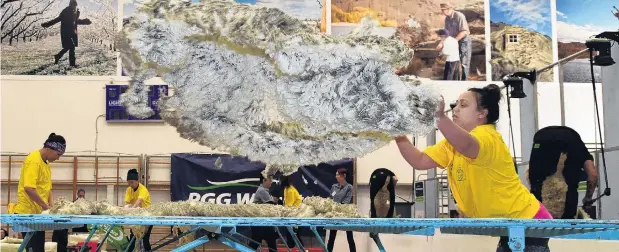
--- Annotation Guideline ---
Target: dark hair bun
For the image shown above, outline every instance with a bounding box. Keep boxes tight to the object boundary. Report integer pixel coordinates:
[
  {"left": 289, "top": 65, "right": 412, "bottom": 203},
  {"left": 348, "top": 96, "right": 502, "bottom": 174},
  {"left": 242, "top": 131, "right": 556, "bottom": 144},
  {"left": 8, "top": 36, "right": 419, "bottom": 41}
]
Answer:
[
  {"left": 45, "top": 133, "right": 66, "bottom": 144},
  {"left": 483, "top": 84, "right": 502, "bottom": 104}
]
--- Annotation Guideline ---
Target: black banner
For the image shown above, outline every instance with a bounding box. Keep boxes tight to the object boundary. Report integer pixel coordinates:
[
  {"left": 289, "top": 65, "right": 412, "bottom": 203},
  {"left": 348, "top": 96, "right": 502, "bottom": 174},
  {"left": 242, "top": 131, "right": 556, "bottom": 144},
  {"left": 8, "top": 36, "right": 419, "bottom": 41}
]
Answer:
[{"left": 170, "top": 153, "right": 354, "bottom": 204}]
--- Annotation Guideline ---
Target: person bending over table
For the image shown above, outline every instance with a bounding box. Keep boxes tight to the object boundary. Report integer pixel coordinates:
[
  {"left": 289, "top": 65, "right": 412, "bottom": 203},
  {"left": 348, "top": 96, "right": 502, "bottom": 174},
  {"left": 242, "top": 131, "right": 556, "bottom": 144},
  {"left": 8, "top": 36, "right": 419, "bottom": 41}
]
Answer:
[
  {"left": 124, "top": 169, "right": 153, "bottom": 252},
  {"left": 14, "top": 133, "right": 66, "bottom": 252},
  {"left": 395, "top": 84, "right": 553, "bottom": 252}
]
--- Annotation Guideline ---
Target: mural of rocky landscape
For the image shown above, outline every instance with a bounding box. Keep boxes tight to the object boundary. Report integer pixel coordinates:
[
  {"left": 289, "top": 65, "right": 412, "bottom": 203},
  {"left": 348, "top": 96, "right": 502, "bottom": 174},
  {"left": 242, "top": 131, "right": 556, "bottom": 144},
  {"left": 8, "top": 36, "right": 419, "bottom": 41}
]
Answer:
[
  {"left": 490, "top": 23, "right": 553, "bottom": 82},
  {"left": 489, "top": 0, "right": 553, "bottom": 82},
  {"left": 556, "top": 0, "right": 616, "bottom": 83},
  {"left": 331, "top": 0, "right": 487, "bottom": 81}
]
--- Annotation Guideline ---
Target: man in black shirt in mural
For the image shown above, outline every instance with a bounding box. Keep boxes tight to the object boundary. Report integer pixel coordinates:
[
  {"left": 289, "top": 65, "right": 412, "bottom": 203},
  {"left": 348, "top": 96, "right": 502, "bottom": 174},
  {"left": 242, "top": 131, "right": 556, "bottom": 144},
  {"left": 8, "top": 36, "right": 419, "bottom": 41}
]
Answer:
[{"left": 41, "top": 0, "right": 92, "bottom": 67}]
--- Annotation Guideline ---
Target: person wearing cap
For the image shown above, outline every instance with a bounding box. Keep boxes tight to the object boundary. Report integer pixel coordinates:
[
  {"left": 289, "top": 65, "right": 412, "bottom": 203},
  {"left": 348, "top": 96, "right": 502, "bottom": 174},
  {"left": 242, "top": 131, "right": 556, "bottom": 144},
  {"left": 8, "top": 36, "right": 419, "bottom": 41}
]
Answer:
[
  {"left": 326, "top": 168, "right": 356, "bottom": 252},
  {"left": 438, "top": 3, "right": 472, "bottom": 80},
  {"left": 436, "top": 29, "right": 461, "bottom": 80},
  {"left": 124, "top": 169, "right": 153, "bottom": 251},
  {"left": 14, "top": 133, "right": 66, "bottom": 251}
]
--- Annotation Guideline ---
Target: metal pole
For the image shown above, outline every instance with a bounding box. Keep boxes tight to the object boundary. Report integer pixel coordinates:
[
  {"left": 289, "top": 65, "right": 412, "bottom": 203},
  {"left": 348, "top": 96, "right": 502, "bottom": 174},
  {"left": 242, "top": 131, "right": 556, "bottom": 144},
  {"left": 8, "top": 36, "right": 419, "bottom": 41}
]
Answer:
[
  {"left": 442, "top": 48, "right": 590, "bottom": 114},
  {"left": 518, "top": 78, "right": 538, "bottom": 186},
  {"left": 600, "top": 42, "right": 619, "bottom": 220},
  {"left": 7, "top": 156, "right": 12, "bottom": 205},
  {"left": 426, "top": 131, "right": 438, "bottom": 218},
  {"left": 73, "top": 157, "right": 78, "bottom": 201},
  {"left": 558, "top": 64, "right": 566, "bottom": 126},
  {"left": 537, "top": 48, "right": 589, "bottom": 73}
]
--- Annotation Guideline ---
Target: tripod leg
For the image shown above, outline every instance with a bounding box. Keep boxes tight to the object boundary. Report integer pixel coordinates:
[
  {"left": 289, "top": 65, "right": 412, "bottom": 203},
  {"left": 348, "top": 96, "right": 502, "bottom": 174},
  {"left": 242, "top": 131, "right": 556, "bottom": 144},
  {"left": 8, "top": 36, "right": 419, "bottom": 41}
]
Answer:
[{"left": 370, "top": 233, "right": 386, "bottom": 252}]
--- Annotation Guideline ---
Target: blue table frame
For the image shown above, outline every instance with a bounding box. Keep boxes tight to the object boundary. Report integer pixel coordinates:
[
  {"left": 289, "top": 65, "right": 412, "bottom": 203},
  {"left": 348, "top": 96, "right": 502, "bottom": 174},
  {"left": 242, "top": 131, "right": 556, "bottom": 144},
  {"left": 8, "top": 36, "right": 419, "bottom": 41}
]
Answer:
[{"left": 2, "top": 215, "right": 618, "bottom": 252}]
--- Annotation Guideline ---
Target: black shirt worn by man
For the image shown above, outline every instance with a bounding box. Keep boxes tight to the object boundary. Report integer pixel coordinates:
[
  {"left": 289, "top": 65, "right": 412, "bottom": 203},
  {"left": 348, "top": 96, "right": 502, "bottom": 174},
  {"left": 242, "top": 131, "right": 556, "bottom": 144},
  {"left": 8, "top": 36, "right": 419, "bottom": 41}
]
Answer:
[{"left": 528, "top": 126, "right": 593, "bottom": 219}]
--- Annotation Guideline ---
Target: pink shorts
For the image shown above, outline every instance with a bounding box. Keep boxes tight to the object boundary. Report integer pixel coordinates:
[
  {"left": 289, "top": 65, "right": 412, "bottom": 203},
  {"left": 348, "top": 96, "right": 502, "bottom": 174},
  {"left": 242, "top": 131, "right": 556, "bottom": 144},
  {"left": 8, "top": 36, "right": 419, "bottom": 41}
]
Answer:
[{"left": 533, "top": 202, "right": 553, "bottom": 219}]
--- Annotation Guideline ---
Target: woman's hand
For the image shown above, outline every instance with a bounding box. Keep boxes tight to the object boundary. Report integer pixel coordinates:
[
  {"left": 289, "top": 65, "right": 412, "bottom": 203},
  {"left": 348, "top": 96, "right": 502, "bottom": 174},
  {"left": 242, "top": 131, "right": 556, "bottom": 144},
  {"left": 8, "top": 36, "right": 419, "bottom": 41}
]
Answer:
[{"left": 435, "top": 95, "right": 445, "bottom": 118}]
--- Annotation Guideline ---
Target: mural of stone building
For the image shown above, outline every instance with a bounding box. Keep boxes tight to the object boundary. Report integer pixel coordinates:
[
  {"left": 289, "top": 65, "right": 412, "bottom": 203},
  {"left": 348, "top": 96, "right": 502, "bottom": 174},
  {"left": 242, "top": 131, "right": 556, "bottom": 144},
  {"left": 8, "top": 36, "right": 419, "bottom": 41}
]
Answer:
[{"left": 490, "top": 23, "right": 554, "bottom": 82}]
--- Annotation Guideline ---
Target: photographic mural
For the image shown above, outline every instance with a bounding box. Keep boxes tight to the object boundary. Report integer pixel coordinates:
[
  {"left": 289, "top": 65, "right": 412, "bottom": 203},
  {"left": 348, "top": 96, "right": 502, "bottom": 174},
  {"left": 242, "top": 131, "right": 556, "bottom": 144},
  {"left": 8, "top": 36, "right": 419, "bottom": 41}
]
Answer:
[
  {"left": 331, "top": 0, "right": 487, "bottom": 81},
  {"left": 1, "top": 0, "right": 118, "bottom": 76},
  {"left": 3, "top": 0, "right": 615, "bottom": 85},
  {"left": 490, "top": 0, "right": 554, "bottom": 82},
  {"left": 556, "top": 0, "right": 617, "bottom": 83}
]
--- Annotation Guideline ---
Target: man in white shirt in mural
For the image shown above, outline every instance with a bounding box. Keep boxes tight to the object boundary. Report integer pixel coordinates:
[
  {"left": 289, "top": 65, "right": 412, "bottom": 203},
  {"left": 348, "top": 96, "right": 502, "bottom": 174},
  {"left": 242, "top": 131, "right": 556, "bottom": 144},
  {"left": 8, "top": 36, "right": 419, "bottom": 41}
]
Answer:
[{"left": 436, "top": 29, "right": 461, "bottom": 81}]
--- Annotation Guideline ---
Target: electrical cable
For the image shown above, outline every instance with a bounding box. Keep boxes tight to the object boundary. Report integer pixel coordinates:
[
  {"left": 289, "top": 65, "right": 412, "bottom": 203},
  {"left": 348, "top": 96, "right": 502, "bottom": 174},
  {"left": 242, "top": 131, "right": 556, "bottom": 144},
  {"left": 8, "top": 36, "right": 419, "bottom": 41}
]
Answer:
[
  {"left": 411, "top": 137, "right": 416, "bottom": 203},
  {"left": 586, "top": 48, "right": 612, "bottom": 204},
  {"left": 505, "top": 87, "right": 518, "bottom": 171}
]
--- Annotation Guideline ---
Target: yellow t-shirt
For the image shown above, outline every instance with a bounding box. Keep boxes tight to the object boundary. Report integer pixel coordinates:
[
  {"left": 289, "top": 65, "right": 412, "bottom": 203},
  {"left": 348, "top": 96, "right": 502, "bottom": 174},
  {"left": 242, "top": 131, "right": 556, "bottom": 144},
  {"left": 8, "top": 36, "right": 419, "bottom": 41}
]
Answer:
[
  {"left": 15, "top": 150, "right": 52, "bottom": 214},
  {"left": 124, "top": 184, "right": 152, "bottom": 208},
  {"left": 284, "top": 186, "right": 302, "bottom": 207},
  {"left": 424, "top": 124, "right": 539, "bottom": 218}
]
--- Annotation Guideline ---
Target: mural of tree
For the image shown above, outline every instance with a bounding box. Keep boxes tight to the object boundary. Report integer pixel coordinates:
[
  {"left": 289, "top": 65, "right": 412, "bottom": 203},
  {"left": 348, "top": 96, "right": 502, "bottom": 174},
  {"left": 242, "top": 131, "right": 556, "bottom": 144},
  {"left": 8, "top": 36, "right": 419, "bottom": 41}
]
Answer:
[
  {"left": 81, "top": 0, "right": 117, "bottom": 51},
  {"left": 1, "top": 0, "right": 119, "bottom": 76},
  {"left": 1, "top": 0, "right": 60, "bottom": 45}
]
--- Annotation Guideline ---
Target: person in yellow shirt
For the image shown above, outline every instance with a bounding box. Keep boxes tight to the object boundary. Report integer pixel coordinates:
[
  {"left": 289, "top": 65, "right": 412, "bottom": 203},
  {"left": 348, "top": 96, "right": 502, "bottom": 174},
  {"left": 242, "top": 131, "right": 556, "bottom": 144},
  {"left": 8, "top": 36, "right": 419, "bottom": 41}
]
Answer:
[
  {"left": 282, "top": 175, "right": 302, "bottom": 207},
  {"left": 395, "top": 84, "right": 552, "bottom": 251},
  {"left": 280, "top": 175, "right": 304, "bottom": 248},
  {"left": 14, "top": 133, "right": 66, "bottom": 252},
  {"left": 124, "top": 169, "right": 153, "bottom": 251}
]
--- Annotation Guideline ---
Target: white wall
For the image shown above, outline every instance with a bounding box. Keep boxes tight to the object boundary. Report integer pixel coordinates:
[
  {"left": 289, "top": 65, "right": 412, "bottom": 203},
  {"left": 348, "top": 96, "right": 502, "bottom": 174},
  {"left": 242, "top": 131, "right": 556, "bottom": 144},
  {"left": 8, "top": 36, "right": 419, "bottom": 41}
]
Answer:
[
  {"left": 0, "top": 78, "right": 605, "bottom": 186},
  {"left": 600, "top": 42, "right": 619, "bottom": 220},
  {"left": 0, "top": 77, "right": 210, "bottom": 155},
  {"left": 2, "top": 77, "right": 616, "bottom": 251}
]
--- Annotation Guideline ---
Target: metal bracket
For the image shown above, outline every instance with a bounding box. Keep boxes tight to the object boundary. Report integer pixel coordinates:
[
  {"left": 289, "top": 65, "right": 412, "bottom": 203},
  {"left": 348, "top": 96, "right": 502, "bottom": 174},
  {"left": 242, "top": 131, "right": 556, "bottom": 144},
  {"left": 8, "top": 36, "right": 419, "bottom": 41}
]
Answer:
[{"left": 508, "top": 226, "right": 526, "bottom": 252}]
